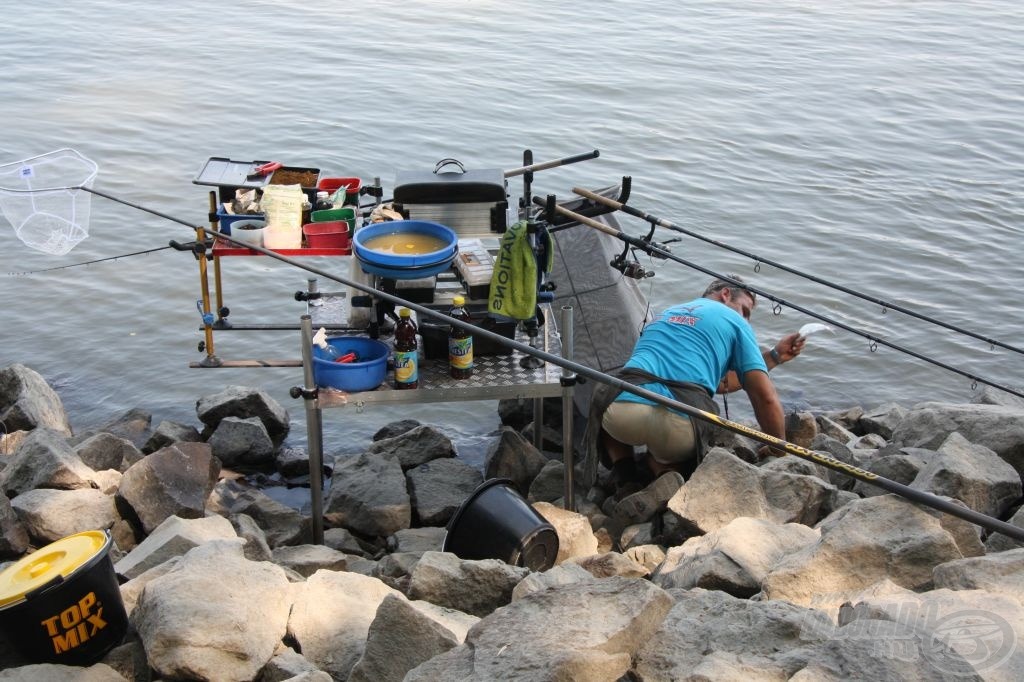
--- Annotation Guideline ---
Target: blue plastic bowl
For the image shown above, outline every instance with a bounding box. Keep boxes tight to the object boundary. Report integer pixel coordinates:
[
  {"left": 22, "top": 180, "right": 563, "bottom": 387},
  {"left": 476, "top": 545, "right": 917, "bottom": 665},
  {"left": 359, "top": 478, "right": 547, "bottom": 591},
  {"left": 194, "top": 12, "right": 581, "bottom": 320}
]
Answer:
[
  {"left": 312, "top": 337, "right": 389, "bottom": 391},
  {"left": 353, "top": 220, "right": 458, "bottom": 268},
  {"left": 354, "top": 252, "right": 456, "bottom": 280}
]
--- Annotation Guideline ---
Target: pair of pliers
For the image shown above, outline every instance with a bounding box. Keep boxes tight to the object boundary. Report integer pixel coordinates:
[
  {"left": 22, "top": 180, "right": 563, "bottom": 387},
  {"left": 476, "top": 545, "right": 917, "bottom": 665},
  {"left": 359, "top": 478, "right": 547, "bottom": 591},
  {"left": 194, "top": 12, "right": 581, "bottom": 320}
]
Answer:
[{"left": 248, "top": 161, "right": 282, "bottom": 179}]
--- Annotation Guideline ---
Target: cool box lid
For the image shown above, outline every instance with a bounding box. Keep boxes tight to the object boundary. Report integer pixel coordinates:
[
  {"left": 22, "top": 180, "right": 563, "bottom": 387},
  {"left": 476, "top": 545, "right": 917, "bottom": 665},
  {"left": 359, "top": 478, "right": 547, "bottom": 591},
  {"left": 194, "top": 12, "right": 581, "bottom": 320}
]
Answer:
[{"left": 0, "top": 531, "right": 110, "bottom": 607}]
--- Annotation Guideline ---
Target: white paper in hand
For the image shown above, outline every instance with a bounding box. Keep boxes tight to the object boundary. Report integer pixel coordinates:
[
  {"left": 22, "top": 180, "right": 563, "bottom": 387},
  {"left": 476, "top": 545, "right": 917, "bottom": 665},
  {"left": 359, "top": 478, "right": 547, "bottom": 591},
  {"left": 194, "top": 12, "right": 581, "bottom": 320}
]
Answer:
[{"left": 798, "top": 322, "right": 834, "bottom": 340}]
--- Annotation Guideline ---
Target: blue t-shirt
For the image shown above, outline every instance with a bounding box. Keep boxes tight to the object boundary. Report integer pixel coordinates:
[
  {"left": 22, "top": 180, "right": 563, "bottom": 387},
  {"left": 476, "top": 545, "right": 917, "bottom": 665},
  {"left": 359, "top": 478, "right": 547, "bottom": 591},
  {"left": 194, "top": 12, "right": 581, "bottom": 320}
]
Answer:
[{"left": 616, "top": 297, "right": 767, "bottom": 409}]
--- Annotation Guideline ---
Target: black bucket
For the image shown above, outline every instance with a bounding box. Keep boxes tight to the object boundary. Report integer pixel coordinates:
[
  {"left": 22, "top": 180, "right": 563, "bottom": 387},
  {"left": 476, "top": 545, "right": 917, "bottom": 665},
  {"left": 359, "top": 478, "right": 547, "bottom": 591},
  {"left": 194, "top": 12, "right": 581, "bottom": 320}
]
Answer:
[
  {"left": 0, "top": 530, "right": 128, "bottom": 665},
  {"left": 443, "top": 478, "right": 560, "bottom": 571}
]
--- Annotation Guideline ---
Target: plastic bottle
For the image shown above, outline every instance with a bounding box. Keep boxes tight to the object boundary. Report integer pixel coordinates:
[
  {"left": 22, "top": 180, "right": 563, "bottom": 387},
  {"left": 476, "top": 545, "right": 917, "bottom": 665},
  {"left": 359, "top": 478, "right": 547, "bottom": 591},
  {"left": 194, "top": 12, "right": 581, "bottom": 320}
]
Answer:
[
  {"left": 448, "top": 295, "right": 474, "bottom": 379},
  {"left": 393, "top": 308, "right": 419, "bottom": 389},
  {"left": 312, "top": 327, "right": 342, "bottom": 361},
  {"left": 315, "top": 191, "right": 334, "bottom": 211}
]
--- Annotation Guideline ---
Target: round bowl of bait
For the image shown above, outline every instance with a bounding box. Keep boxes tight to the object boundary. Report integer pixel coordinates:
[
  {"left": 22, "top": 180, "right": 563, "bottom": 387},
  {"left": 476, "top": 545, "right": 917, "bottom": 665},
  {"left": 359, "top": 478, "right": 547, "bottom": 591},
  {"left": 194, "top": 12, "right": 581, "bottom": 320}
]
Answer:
[{"left": 353, "top": 220, "right": 458, "bottom": 270}]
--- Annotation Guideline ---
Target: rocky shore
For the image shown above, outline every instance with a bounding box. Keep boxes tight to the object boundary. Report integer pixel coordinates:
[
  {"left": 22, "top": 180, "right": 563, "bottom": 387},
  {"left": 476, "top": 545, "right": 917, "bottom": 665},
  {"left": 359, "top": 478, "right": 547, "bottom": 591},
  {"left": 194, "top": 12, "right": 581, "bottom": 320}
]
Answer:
[{"left": 1, "top": 362, "right": 1023, "bottom": 681}]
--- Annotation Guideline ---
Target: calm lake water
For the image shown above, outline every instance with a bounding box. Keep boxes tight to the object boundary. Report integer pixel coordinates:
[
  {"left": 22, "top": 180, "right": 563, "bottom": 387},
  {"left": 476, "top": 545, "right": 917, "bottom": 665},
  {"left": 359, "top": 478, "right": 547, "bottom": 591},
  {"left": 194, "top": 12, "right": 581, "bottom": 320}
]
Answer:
[{"left": 1, "top": 1, "right": 1022, "bottom": 460}]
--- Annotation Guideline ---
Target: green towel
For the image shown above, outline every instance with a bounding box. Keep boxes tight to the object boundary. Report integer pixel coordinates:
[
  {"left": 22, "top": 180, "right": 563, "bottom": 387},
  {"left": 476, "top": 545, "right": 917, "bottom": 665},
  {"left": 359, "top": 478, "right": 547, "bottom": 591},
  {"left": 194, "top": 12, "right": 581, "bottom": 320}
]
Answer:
[{"left": 488, "top": 220, "right": 537, "bottom": 319}]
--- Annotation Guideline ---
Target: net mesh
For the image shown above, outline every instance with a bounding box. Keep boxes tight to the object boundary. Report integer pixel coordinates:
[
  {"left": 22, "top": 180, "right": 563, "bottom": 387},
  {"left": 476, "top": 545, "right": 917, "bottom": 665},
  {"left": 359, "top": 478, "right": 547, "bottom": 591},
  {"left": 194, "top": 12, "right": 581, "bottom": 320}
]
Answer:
[{"left": 0, "top": 148, "right": 98, "bottom": 255}]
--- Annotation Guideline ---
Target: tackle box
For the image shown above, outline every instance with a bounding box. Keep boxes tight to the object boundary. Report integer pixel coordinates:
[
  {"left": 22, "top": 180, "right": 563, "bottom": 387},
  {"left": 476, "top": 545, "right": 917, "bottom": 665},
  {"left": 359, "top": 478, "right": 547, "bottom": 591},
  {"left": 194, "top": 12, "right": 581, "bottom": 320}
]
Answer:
[{"left": 393, "top": 159, "right": 510, "bottom": 238}]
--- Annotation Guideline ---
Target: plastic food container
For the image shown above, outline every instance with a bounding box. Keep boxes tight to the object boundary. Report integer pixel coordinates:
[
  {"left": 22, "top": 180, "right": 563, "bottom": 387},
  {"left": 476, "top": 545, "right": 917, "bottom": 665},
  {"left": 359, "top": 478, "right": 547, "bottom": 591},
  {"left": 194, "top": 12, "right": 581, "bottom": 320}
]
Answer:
[{"left": 303, "top": 221, "right": 350, "bottom": 250}]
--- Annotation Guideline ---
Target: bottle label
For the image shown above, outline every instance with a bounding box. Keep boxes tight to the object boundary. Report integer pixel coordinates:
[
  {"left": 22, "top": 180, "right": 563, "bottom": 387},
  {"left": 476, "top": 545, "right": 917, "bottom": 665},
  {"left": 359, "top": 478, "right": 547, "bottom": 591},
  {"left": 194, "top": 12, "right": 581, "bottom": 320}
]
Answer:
[
  {"left": 449, "top": 337, "right": 473, "bottom": 370},
  {"left": 394, "top": 350, "right": 418, "bottom": 384}
]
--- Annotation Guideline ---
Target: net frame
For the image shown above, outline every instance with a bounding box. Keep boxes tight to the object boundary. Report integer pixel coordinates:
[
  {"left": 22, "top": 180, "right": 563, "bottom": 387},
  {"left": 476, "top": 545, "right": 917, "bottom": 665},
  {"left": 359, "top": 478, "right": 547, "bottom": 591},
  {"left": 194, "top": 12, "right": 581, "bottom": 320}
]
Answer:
[{"left": 0, "top": 148, "right": 99, "bottom": 255}]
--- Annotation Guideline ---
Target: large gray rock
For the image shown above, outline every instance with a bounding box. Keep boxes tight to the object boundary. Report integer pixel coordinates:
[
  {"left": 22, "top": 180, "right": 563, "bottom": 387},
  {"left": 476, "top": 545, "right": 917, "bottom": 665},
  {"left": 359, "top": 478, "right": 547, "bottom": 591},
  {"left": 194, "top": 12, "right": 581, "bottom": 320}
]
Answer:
[
  {"left": 527, "top": 460, "right": 565, "bottom": 503},
  {"left": 213, "top": 483, "right": 312, "bottom": 548},
  {"left": 483, "top": 427, "right": 548, "bottom": 496},
  {"left": 910, "top": 432, "right": 1022, "bottom": 519},
  {"left": 654, "top": 517, "right": 820, "bottom": 597},
  {"left": 567, "top": 551, "right": 649, "bottom": 579},
  {"left": 665, "top": 448, "right": 839, "bottom": 538},
  {"left": 79, "top": 408, "right": 153, "bottom": 449},
  {"left": 761, "top": 494, "right": 981, "bottom": 611},
  {"left": 0, "top": 495, "right": 29, "bottom": 558},
  {"left": 11, "top": 488, "right": 118, "bottom": 544},
  {"left": 785, "top": 411, "right": 819, "bottom": 448},
  {"left": 349, "top": 594, "right": 478, "bottom": 682},
  {"left": 132, "top": 539, "right": 291, "bottom": 681},
  {"left": 140, "top": 420, "right": 202, "bottom": 455},
  {"left": 372, "top": 418, "right": 422, "bottom": 441},
  {"left": 406, "top": 577, "right": 672, "bottom": 682},
  {"left": 0, "top": 364, "right": 71, "bottom": 435},
  {"left": 858, "top": 402, "right": 908, "bottom": 440},
  {"left": 852, "top": 446, "right": 932, "bottom": 498},
  {"left": 534, "top": 501, "right": 599, "bottom": 563},
  {"left": 407, "top": 551, "right": 530, "bottom": 617},
  {"left": 511, "top": 562, "right": 597, "bottom": 601},
  {"left": 891, "top": 402, "right": 1024, "bottom": 476},
  {"left": 114, "top": 514, "right": 238, "bottom": 579},
  {"left": 74, "top": 432, "right": 143, "bottom": 472},
  {"left": 0, "top": 663, "right": 126, "bottom": 681},
  {"left": 258, "top": 647, "right": 323, "bottom": 682},
  {"left": 0, "top": 428, "right": 96, "bottom": 496},
  {"left": 932, "top": 548, "right": 1024, "bottom": 604},
  {"left": 271, "top": 544, "right": 348, "bottom": 577},
  {"left": 229, "top": 512, "right": 273, "bottom": 562},
  {"left": 287, "top": 570, "right": 402, "bottom": 682},
  {"left": 115, "top": 442, "right": 220, "bottom": 534},
  {"left": 986, "top": 506, "right": 1024, "bottom": 553},
  {"left": 195, "top": 385, "right": 290, "bottom": 446},
  {"left": 324, "top": 452, "right": 410, "bottom": 538},
  {"left": 366, "top": 424, "right": 455, "bottom": 470},
  {"left": 407, "top": 457, "right": 482, "bottom": 526},
  {"left": 807, "top": 433, "right": 871, "bottom": 490},
  {"left": 611, "top": 471, "right": 685, "bottom": 528},
  {"left": 387, "top": 526, "right": 446, "bottom": 554},
  {"left": 206, "top": 416, "right": 275, "bottom": 468}
]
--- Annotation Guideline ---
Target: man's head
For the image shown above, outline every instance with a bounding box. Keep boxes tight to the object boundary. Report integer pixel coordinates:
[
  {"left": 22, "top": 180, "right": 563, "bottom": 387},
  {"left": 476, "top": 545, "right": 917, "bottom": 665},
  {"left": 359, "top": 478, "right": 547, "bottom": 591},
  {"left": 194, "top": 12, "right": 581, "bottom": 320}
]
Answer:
[{"left": 703, "top": 275, "right": 756, "bottom": 320}]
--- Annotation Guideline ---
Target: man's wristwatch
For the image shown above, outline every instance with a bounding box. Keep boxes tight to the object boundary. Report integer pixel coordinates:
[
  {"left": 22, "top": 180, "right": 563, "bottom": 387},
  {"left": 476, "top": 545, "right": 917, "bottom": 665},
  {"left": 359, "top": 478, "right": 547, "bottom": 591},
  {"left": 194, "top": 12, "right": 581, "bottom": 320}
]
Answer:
[{"left": 769, "top": 347, "right": 782, "bottom": 365}]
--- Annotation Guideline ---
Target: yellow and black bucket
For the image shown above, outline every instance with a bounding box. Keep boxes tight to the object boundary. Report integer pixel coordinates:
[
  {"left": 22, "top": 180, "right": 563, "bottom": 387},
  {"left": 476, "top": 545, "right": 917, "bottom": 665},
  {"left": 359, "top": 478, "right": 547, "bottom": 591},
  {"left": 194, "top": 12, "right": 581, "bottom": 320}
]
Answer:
[{"left": 0, "top": 530, "right": 127, "bottom": 665}]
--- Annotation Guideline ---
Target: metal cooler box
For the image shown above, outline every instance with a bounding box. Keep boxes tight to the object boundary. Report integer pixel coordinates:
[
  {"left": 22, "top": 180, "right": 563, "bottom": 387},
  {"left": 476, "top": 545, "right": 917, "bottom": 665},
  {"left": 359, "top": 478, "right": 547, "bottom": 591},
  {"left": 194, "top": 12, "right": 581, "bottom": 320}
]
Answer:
[{"left": 392, "top": 159, "right": 511, "bottom": 239}]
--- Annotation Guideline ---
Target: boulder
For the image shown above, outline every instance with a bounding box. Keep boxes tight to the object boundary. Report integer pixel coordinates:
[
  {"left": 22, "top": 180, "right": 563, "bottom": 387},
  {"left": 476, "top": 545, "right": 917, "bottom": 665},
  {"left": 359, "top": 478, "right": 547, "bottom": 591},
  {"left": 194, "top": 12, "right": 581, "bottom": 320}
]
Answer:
[
  {"left": 115, "top": 442, "right": 220, "bottom": 535},
  {"left": 114, "top": 514, "right": 237, "bottom": 579},
  {"left": 80, "top": 408, "right": 152, "bottom": 449},
  {"left": 195, "top": 385, "right": 290, "bottom": 446},
  {"left": 761, "top": 494, "right": 980, "bottom": 610},
  {"left": 0, "top": 495, "right": 29, "bottom": 558},
  {"left": 932, "top": 548, "right": 1024, "bottom": 605},
  {"left": 483, "top": 427, "right": 548, "bottom": 496},
  {"left": 324, "top": 452, "right": 410, "bottom": 538},
  {"left": 372, "top": 418, "right": 422, "bottom": 441},
  {"left": 374, "top": 551, "right": 425, "bottom": 590},
  {"left": 760, "top": 454, "right": 832, "bottom": 482},
  {"left": 665, "top": 448, "right": 838, "bottom": 538},
  {"left": 909, "top": 431, "right": 1022, "bottom": 519},
  {"left": 815, "top": 414, "right": 857, "bottom": 443},
  {"left": 229, "top": 512, "right": 273, "bottom": 562},
  {"left": 214, "top": 483, "right": 312, "bottom": 548},
  {"left": 406, "top": 457, "right": 482, "bottom": 526},
  {"left": 258, "top": 647, "right": 323, "bottom": 682},
  {"left": 852, "top": 447, "right": 931, "bottom": 498},
  {"left": 0, "top": 364, "right": 71, "bottom": 435},
  {"left": 407, "top": 551, "right": 530, "bottom": 617},
  {"left": 624, "top": 544, "right": 666, "bottom": 574},
  {"left": 511, "top": 562, "right": 596, "bottom": 601},
  {"left": 567, "top": 551, "right": 648, "bottom": 579},
  {"left": 611, "top": 471, "right": 685, "bottom": 528},
  {"left": 527, "top": 460, "right": 565, "bottom": 503},
  {"left": 387, "top": 527, "right": 446, "bottom": 554},
  {"left": 785, "top": 411, "right": 818, "bottom": 448},
  {"left": 287, "top": 570, "right": 403, "bottom": 682},
  {"left": 10, "top": 488, "right": 118, "bottom": 544},
  {"left": 0, "top": 428, "right": 96, "bottom": 496},
  {"left": 807, "top": 433, "right": 870, "bottom": 490},
  {"left": 986, "top": 506, "right": 1024, "bottom": 553},
  {"left": 619, "top": 522, "right": 654, "bottom": 549},
  {"left": 654, "top": 517, "right": 820, "bottom": 598},
  {"left": 74, "top": 432, "right": 142, "bottom": 472},
  {"left": 891, "top": 402, "right": 1024, "bottom": 476},
  {"left": 206, "top": 416, "right": 275, "bottom": 468},
  {"left": 132, "top": 539, "right": 291, "bottom": 681},
  {"left": 533, "top": 501, "right": 599, "bottom": 563},
  {"left": 326, "top": 526, "right": 373, "bottom": 556},
  {"left": 972, "top": 384, "right": 1024, "bottom": 409},
  {"left": 858, "top": 402, "right": 908, "bottom": 440},
  {"left": 366, "top": 424, "right": 455, "bottom": 470},
  {"left": 406, "top": 577, "right": 672, "bottom": 682},
  {"left": 140, "top": 420, "right": 202, "bottom": 454},
  {"left": 349, "top": 594, "right": 478, "bottom": 682},
  {"left": 0, "top": 663, "right": 126, "bottom": 681},
  {"left": 271, "top": 544, "right": 348, "bottom": 577}
]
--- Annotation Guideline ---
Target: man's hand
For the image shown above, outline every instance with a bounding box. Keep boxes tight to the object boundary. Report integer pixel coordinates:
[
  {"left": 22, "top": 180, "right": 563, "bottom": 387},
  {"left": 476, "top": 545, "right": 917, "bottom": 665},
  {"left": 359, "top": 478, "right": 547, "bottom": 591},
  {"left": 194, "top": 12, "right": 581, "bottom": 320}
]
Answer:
[{"left": 773, "top": 332, "right": 806, "bottom": 364}]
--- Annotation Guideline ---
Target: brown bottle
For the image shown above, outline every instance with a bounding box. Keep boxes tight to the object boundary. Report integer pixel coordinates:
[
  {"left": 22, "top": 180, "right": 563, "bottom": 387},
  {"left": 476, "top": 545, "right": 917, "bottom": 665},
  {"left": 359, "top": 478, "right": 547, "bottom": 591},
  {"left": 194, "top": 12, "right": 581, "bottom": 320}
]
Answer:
[
  {"left": 448, "top": 295, "right": 473, "bottom": 379},
  {"left": 394, "top": 308, "right": 419, "bottom": 389}
]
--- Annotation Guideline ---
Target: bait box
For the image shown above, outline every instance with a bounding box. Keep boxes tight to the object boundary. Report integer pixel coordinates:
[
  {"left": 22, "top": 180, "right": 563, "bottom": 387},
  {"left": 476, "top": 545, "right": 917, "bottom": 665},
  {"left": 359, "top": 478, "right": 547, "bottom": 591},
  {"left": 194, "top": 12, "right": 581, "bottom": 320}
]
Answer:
[{"left": 418, "top": 305, "right": 516, "bottom": 359}]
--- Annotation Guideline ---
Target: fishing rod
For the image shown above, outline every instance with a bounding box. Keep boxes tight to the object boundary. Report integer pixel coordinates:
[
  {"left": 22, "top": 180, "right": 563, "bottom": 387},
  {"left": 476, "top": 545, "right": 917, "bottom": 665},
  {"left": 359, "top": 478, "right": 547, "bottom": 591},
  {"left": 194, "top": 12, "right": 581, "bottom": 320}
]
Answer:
[
  {"left": 572, "top": 186, "right": 1024, "bottom": 358},
  {"left": 536, "top": 196, "right": 1024, "bottom": 401},
  {"left": 52, "top": 186, "right": 1024, "bottom": 540},
  {"left": 5, "top": 245, "right": 172, "bottom": 276}
]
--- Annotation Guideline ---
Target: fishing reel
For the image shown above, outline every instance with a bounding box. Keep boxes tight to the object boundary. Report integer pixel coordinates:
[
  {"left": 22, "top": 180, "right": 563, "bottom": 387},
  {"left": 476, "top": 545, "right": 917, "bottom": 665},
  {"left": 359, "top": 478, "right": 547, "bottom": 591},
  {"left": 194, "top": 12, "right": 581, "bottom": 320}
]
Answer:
[{"left": 610, "top": 244, "right": 655, "bottom": 279}]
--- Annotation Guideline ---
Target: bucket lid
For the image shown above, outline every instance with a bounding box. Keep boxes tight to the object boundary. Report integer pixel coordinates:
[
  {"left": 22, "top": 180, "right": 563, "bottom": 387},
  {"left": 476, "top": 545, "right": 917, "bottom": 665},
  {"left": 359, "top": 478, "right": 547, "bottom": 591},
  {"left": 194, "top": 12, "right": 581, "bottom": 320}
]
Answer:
[{"left": 0, "top": 530, "right": 110, "bottom": 608}]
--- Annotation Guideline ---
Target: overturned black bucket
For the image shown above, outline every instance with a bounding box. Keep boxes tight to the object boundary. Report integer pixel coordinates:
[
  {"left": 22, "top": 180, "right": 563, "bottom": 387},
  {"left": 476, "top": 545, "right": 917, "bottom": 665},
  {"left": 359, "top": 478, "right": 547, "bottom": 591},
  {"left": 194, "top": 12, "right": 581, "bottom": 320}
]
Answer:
[
  {"left": 443, "top": 478, "right": 560, "bottom": 571},
  {"left": 0, "top": 530, "right": 128, "bottom": 665}
]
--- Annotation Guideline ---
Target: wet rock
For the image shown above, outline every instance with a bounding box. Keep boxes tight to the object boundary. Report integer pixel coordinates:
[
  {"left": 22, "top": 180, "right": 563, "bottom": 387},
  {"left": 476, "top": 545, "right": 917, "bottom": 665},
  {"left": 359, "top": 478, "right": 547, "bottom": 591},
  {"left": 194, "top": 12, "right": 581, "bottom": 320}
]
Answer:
[
  {"left": 406, "top": 457, "right": 482, "bottom": 526},
  {"left": 785, "top": 411, "right": 818, "bottom": 448},
  {"left": 195, "top": 385, "right": 290, "bottom": 446},
  {"left": 665, "top": 448, "right": 838, "bottom": 538},
  {"left": 74, "top": 432, "right": 143, "bottom": 472},
  {"left": 373, "top": 418, "right": 421, "bottom": 441},
  {"left": 0, "top": 495, "right": 29, "bottom": 558},
  {"left": 275, "top": 445, "right": 327, "bottom": 480},
  {"left": 407, "top": 577, "right": 672, "bottom": 682},
  {"left": 79, "top": 408, "right": 153, "bottom": 449},
  {"left": 115, "top": 442, "right": 219, "bottom": 534},
  {"left": 483, "top": 427, "right": 548, "bottom": 496},
  {"left": 511, "top": 562, "right": 596, "bottom": 601},
  {"left": 132, "top": 539, "right": 291, "bottom": 682},
  {"left": 287, "top": 570, "right": 402, "bottom": 681},
  {"left": 229, "top": 512, "right": 272, "bottom": 561},
  {"left": 366, "top": 424, "right": 455, "bottom": 470},
  {"left": 0, "top": 663, "right": 127, "bottom": 681},
  {"left": 324, "top": 452, "right": 410, "bottom": 538},
  {"left": 654, "top": 517, "right": 819, "bottom": 598},
  {"left": 114, "top": 514, "right": 237, "bottom": 579},
  {"left": 534, "top": 501, "right": 599, "bottom": 563},
  {"left": 858, "top": 402, "right": 908, "bottom": 440},
  {"left": 407, "top": 551, "right": 530, "bottom": 617},
  {"left": 387, "top": 526, "right": 446, "bottom": 554},
  {"left": 271, "top": 544, "right": 348, "bottom": 577},
  {"left": 207, "top": 416, "right": 275, "bottom": 468},
  {"left": 0, "top": 364, "right": 72, "bottom": 436},
  {"left": 910, "top": 431, "right": 1022, "bottom": 519},
  {"left": 527, "top": 459, "right": 564, "bottom": 502},
  {"left": 0, "top": 427, "right": 96, "bottom": 496},
  {"left": 11, "top": 487, "right": 117, "bottom": 544},
  {"left": 214, "top": 484, "right": 312, "bottom": 548},
  {"left": 141, "top": 420, "right": 202, "bottom": 454},
  {"left": 761, "top": 494, "right": 979, "bottom": 610},
  {"left": 891, "top": 402, "right": 1024, "bottom": 476},
  {"left": 349, "top": 594, "right": 477, "bottom": 682}
]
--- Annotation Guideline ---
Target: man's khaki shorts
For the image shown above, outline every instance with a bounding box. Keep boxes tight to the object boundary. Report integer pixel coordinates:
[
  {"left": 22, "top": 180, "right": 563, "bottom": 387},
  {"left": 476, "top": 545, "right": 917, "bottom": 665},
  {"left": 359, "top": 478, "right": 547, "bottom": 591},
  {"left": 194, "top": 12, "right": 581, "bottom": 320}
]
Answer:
[{"left": 601, "top": 400, "right": 697, "bottom": 465}]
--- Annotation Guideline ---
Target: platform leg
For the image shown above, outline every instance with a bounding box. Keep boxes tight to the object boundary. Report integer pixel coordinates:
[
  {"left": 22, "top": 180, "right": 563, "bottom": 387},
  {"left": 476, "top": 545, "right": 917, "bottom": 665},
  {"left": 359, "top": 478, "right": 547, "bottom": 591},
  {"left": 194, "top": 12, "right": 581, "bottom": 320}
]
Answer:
[
  {"left": 560, "top": 305, "right": 575, "bottom": 511},
  {"left": 300, "top": 316, "right": 325, "bottom": 545}
]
